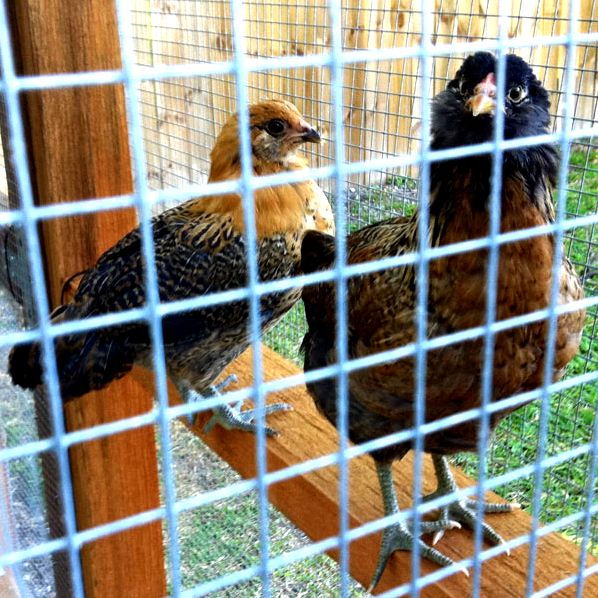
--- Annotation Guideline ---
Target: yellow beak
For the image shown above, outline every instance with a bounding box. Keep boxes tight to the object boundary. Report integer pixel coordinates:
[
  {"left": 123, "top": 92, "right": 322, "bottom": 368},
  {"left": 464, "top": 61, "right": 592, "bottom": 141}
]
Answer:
[
  {"left": 468, "top": 93, "right": 496, "bottom": 116},
  {"left": 466, "top": 73, "right": 497, "bottom": 117}
]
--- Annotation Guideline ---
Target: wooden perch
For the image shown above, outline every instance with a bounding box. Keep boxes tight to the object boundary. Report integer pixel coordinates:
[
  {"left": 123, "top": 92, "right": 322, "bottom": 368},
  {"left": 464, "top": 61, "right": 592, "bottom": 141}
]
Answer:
[{"left": 132, "top": 345, "right": 597, "bottom": 596}]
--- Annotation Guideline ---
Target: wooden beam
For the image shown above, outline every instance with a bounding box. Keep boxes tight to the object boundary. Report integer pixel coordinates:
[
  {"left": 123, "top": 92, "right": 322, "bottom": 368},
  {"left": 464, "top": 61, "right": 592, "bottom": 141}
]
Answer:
[
  {"left": 134, "top": 346, "right": 597, "bottom": 596},
  {"left": 8, "top": 2, "right": 166, "bottom": 596},
  {"left": 9, "top": 1, "right": 136, "bottom": 306},
  {"left": 64, "top": 381, "right": 164, "bottom": 598},
  {"left": 0, "top": 570, "right": 19, "bottom": 598}
]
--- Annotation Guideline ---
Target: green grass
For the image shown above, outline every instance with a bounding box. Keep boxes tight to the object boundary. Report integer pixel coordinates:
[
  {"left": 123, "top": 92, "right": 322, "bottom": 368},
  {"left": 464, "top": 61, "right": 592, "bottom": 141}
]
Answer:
[
  {"left": 347, "top": 174, "right": 418, "bottom": 232},
  {"left": 176, "top": 496, "right": 364, "bottom": 596},
  {"left": 167, "top": 421, "right": 366, "bottom": 596}
]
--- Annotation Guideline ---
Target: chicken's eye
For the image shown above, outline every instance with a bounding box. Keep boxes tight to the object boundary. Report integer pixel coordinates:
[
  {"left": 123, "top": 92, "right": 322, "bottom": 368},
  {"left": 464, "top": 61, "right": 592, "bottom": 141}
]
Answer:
[
  {"left": 265, "top": 119, "right": 286, "bottom": 137},
  {"left": 508, "top": 85, "right": 526, "bottom": 103}
]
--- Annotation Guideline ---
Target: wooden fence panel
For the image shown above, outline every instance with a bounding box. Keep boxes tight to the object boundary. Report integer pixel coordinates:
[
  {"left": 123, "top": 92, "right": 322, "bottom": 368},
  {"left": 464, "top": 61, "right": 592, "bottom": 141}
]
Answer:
[{"left": 131, "top": 0, "right": 596, "bottom": 190}]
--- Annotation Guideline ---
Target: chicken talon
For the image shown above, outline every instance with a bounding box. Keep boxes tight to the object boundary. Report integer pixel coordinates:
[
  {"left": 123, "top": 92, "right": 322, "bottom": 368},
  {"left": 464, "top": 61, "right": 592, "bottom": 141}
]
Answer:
[
  {"left": 424, "top": 455, "right": 510, "bottom": 547},
  {"left": 178, "top": 375, "right": 239, "bottom": 427},
  {"left": 411, "top": 518, "right": 460, "bottom": 537},
  {"left": 202, "top": 416, "right": 216, "bottom": 434},
  {"left": 501, "top": 539, "right": 511, "bottom": 557},
  {"left": 425, "top": 520, "right": 461, "bottom": 546},
  {"left": 464, "top": 500, "right": 521, "bottom": 513},
  {"left": 368, "top": 520, "right": 456, "bottom": 592},
  {"left": 175, "top": 384, "right": 204, "bottom": 427},
  {"left": 177, "top": 372, "right": 290, "bottom": 435},
  {"left": 368, "top": 462, "right": 457, "bottom": 591},
  {"left": 203, "top": 401, "right": 290, "bottom": 436},
  {"left": 479, "top": 521, "right": 506, "bottom": 547}
]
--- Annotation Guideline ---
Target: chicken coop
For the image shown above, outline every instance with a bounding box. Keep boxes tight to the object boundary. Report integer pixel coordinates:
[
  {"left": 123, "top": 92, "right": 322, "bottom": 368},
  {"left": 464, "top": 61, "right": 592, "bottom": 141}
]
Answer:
[{"left": 0, "top": 0, "right": 597, "bottom": 596}]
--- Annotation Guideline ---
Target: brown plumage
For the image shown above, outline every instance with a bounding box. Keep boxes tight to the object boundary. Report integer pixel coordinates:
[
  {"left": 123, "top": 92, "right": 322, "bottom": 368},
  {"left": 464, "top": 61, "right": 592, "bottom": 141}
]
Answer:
[
  {"left": 301, "top": 53, "right": 585, "bottom": 587},
  {"left": 9, "top": 99, "right": 334, "bottom": 434}
]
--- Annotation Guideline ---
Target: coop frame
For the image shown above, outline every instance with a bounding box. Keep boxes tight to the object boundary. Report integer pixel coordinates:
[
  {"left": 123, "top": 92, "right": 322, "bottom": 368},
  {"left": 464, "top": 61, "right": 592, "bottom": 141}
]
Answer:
[{"left": 0, "top": 0, "right": 596, "bottom": 596}]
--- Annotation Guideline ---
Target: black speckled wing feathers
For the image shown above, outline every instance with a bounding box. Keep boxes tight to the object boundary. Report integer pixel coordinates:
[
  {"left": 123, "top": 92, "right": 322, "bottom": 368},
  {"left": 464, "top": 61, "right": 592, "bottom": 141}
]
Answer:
[{"left": 35, "top": 202, "right": 302, "bottom": 399}]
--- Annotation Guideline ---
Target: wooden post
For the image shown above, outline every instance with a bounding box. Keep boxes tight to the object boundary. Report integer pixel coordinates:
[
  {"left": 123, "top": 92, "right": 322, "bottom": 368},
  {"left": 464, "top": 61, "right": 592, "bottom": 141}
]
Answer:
[{"left": 8, "top": 2, "right": 166, "bottom": 596}]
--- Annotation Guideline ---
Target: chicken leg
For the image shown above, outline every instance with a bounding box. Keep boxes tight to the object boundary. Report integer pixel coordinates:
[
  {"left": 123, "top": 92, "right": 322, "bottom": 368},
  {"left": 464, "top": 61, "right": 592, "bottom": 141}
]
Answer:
[{"left": 369, "top": 461, "right": 464, "bottom": 591}]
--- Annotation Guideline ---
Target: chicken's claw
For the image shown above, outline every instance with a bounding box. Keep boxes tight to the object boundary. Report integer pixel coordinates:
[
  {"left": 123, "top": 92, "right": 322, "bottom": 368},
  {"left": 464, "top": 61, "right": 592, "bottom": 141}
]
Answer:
[
  {"left": 211, "top": 374, "right": 238, "bottom": 394},
  {"left": 203, "top": 400, "right": 291, "bottom": 437},
  {"left": 412, "top": 519, "right": 462, "bottom": 546},
  {"left": 179, "top": 375, "right": 238, "bottom": 427},
  {"left": 368, "top": 518, "right": 458, "bottom": 593},
  {"left": 179, "top": 374, "right": 291, "bottom": 434},
  {"left": 369, "top": 461, "right": 464, "bottom": 591},
  {"left": 424, "top": 455, "right": 519, "bottom": 548}
]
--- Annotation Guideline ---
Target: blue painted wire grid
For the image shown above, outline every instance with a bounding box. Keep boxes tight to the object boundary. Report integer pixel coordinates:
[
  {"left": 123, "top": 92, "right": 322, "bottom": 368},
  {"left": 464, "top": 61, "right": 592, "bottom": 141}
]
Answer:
[{"left": 0, "top": 0, "right": 596, "bottom": 596}]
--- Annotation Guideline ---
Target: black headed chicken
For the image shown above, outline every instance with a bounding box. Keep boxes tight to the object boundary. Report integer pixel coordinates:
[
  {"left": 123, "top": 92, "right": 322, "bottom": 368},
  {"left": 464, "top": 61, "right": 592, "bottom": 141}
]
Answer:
[
  {"left": 9, "top": 99, "right": 334, "bottom": 435},
  {"left": 301, "top": 53, "right": 584, "bottom": 587}
]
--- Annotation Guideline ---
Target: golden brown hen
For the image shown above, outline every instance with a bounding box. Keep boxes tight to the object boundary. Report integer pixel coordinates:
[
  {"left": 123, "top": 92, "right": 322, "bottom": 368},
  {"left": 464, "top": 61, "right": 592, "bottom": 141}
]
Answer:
[
  {"left": 301, "top": 52, "right": 584, "bottom": 587},
  {"left": 9, "top": 99, "right": 334, "bottom": 435}
]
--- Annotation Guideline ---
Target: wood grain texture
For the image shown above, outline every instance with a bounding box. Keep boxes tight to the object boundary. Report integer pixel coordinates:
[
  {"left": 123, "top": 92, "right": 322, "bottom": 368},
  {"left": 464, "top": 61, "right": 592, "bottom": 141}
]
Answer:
[
  {"left": 64, "top": 378, "right": 165, "bottom": 598},
  {"left": 9, "top": 2, "right": 166, "bottom": 596},
  {"left": 11, "top": 0, "right": 135, "bottom": 305},
  {"left": 133, "top": 345, "right": 597, "bottom": 596}
]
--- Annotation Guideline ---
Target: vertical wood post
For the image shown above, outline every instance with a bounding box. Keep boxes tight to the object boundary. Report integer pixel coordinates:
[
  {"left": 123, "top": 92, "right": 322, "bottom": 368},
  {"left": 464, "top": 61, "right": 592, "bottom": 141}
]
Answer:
[{"left": 8, "top": 2, "right": 167, "bottom": 596}]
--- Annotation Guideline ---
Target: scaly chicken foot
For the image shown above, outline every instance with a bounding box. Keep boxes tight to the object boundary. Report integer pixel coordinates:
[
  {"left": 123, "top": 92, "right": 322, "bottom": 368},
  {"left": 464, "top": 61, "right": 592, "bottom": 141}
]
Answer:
[
  {"left": 178, "top": 375, "right": 290, "bottom": 436},
  {"left": 204, "top": 399, "right": 290, "bottom": 437},
  {"left": 369, "top": 462, "right": 467, "bottom": 591},
  {"left": 424, "top": 454, "right": 520, "bottom": 546}
]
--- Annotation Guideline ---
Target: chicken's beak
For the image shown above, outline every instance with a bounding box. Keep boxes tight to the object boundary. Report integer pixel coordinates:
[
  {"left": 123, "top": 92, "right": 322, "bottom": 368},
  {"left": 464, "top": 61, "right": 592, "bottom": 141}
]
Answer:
[
  {"left": 297, "top": 119, "right": 321, "bottom": 143},
  {"left": 466, "top": 72, "right": 497, "bottom": 117}
]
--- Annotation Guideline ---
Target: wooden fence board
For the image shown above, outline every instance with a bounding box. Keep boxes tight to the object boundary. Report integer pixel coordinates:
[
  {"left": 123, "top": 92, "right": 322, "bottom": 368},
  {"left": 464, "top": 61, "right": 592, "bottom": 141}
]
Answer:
[{"left": 132, "top": 1, "right": 597, "bottom": 190}]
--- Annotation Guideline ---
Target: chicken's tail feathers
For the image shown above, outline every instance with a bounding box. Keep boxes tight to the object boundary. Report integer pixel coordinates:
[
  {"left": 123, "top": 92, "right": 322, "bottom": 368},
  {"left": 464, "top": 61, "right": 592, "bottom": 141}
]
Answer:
[
  {"left": 301, "top": 230, "right": 336, "bottom": 274},
  {"left": 56, "top": 331, "right": 137, "bottom": 400},
  {"left": 8, "top": 302, "right": 138, "bottom": 400},
  {"left": 7, "top": 302, "right": 69, "bottom": 390},
  {"left": 8, "top": 341, "right": 43, "bottom": 390},
  {"left": 301, "top": 230, "right": 337, "bottom": 356}
]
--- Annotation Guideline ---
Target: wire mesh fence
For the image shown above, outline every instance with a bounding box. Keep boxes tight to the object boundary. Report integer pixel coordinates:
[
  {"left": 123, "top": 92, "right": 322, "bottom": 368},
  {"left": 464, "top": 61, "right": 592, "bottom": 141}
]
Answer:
[{"left": 0, "top": 0, "right": 597, "bottom": 596}]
